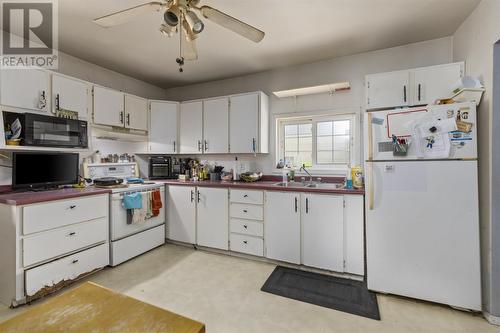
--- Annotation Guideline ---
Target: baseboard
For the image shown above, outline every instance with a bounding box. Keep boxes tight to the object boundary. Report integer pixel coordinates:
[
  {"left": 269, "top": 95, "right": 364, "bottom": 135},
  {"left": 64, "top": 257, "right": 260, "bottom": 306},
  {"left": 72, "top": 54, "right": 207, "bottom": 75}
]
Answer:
[{"left": 484, "top": 312, "right": 500, "bottom": 326}]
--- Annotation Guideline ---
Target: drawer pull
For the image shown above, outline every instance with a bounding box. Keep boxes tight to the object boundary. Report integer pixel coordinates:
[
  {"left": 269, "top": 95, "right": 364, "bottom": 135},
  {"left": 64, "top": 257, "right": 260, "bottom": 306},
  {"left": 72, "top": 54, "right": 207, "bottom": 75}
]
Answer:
[
  {"left": 243, "top": 209, "right": 248, "bottom": 213},
  {"left": 243, "top": 194, "right": 248, "bottom": 198},
  {"left": 68, "top": 232, "right": 76, "bottom": 236},
  {"left": 243, "top": 240, "right": 248, "bottom": 244},
  {"left": 72, "top": 259, "right": 79, "bottom": 264},
  {"left": 243, "top": 224, "right": 248, "bottom": 229},
  {"left": 69, "top": 205, "right": 76, "bottom": 209}
]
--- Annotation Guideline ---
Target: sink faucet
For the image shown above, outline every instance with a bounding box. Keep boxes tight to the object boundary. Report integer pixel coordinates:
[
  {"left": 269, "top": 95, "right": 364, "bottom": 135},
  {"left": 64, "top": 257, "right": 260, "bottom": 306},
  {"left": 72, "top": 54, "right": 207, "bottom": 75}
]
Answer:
[{"left": 300, "top": 164, "right": 313, "bottom": 182}]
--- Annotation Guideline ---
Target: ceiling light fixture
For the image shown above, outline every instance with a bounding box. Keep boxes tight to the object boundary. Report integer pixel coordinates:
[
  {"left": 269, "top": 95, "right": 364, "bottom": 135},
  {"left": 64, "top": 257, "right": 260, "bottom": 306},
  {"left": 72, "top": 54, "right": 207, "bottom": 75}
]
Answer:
[
  {"left": 93, "top": 0, "right": 265, "bottom": 73},
  {"left": 185, "top": 11, "right": 204, "bottom": 34},
  {"left": 273, "top": 82, "right": 351, "bottom": 98}
]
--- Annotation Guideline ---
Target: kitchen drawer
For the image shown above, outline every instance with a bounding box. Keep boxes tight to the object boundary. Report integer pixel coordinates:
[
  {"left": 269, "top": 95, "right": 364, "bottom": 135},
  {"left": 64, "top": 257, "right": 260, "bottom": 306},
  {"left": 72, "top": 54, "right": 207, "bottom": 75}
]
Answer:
[
  {"left": 230, "top": 233, "right": 263, "bottom": 257},
  {"left": 23, "top": 217, "right": 108, "bottom": 267},
  {"left": 25, "top": 243, "right": 109, "bottom": 297},
  {"left": 230, "top": 218, "right": 263, "bottom": 237},
  {"left": 23, "top": 194, "right": 109, "bottom": 235},
  {"left": 111, "top": 224, "right": 165, "bottom": 266},
  {"left": 230, "top": 203, "right": 263, "bottom": 220},
  {"left": 230, "top": 189, "right": 263, "bottom": 205}
]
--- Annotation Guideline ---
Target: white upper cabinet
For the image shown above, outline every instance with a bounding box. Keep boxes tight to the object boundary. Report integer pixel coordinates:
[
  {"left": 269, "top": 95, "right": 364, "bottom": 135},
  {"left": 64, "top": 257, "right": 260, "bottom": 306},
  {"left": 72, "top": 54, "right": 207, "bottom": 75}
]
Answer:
[
  {"left": 0, "top": 68, "right": 50, "bottom": 112},
  {"left": 366, "top": 70, "right": 410, "bottom": 110},
  {"left": 203, "top": 97, "right": 229, "bottom": 154},
  {"left": 124, "top": 94, "right": 148, "bottom": 131},
  {"left": 302, "top": 193, "right": 344, "bottom": 272},
  {"left": 366, "top": 62, "right": 464, "bottom": 110},
  {"left": 179, "top": 101, "right": 203, "bottom": 154},
  {"left": 196, "top": 187, "right": 229, "bottom": 250},
  {"left": 149, "top": 100, "right": 178, "bottom": 153},
  {"left": 265, "top": 191, "right": 301, "bottom": 264},
  {"left": 229, "top": 92, "right": 269, "bottom": 154},
  {"left": 52, "top": 74, "right": 89, "bottom": 119},
  {"left": 413, "top": 62, "right": 464, "bottom": 106},
  {"left": 93, "top": 86, "right": 125, "bottom": 127}
]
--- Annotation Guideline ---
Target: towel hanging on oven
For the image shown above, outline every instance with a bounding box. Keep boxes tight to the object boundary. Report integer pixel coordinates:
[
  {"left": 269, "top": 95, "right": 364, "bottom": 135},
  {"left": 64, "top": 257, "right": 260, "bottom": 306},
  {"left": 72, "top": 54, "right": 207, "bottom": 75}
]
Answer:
[{"left": 122, "top": 192, "right": 142, "bottom": 210}]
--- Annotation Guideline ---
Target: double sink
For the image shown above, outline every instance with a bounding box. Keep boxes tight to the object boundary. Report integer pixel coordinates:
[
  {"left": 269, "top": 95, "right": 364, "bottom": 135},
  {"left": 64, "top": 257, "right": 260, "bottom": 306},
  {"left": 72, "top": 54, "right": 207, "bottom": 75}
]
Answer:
[{"left": 273, "top": 181, "right": 345, "bottom": 190}]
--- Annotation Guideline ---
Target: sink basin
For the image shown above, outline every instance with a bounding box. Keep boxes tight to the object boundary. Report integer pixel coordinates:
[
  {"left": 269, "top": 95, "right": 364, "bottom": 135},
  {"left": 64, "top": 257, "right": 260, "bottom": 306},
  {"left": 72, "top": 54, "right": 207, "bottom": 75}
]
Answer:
[
  {"left": 305, "top": 183, "right": 345, "bottom": 190},
  {"left": 273, "top": 182, "right": 308, "bottom": 188}
]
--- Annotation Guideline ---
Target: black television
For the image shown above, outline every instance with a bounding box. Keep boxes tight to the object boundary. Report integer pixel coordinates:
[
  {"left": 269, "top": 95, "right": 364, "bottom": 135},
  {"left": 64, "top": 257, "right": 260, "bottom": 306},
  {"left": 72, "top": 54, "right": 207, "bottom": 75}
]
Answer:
[{"left": 12, "top": 152, "right": 79, "bottom": 190}]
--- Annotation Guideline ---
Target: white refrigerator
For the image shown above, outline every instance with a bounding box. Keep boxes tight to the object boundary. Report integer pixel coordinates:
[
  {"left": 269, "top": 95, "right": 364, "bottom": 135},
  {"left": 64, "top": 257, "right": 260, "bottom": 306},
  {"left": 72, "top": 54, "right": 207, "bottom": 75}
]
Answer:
[{"left": 364, "top": 102, "right": 481, "bottom": 311}]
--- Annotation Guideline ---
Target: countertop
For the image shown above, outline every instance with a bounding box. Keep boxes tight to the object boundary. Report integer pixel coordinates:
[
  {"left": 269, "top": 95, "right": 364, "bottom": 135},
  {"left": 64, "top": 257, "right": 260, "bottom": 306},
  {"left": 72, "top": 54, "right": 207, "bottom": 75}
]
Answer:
[
  {"left": 155, "top": 179, "right": 365, "bottom": 195},
  {"left": 0, "top": 187, "right": 112, "bottom": 206}
]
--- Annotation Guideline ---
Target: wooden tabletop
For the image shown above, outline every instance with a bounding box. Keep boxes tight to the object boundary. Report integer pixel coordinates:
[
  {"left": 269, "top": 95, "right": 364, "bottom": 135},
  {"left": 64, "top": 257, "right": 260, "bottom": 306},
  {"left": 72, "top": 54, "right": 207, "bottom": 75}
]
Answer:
[{"left": 0, "top": 282, "right": 205, "bottom": 333}]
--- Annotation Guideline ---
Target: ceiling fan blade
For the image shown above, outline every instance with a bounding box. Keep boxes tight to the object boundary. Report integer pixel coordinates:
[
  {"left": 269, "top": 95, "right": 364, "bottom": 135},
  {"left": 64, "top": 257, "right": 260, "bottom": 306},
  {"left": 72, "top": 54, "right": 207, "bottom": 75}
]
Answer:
[
  {"left": 181, "top": 20, "right": 198, "bottom": 60},
  {"left": 199, "top": 6, "right": 265, "bottom": 43},
  {"left": 94, "top": 2, "right": 165, "bottom": 28}
]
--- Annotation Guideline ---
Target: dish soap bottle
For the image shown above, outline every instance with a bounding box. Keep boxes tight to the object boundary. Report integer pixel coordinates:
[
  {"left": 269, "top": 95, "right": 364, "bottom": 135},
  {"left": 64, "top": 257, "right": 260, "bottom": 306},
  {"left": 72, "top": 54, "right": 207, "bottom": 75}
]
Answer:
[
  {"left": 346, "top": 169, "right": 353, "bottom": 189},
  {"left": 233, "top": 157, "right": 240, "bottom": 181}
]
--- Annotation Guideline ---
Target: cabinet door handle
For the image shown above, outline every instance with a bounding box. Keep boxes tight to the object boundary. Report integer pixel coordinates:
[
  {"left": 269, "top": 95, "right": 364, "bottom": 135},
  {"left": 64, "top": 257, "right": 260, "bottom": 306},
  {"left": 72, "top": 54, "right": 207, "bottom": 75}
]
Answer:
[
  {"left": 305, "top": 198, "right": 309, "bottom": 214},
  {"left": 191, "top": 190, "right": 194, "bottom": 202},
  {"left": 69, "top": 205, "right": 76, "bottom": 209},
  {"left": 204, "top": 140, "right": 208, "bottom": 152},
  {"left": 197, "top": 190, "right": 201, "bottom": 203},
  {"left": 120, "top": 111, "right": 124, "bottom": 124},
  {"left": 243, "top": 209, "right": 248, "bottom": 213},
  {"left": 126, "top": 113, "right": 130, "bottom": 126},
  {"left": 68, "top": 232, "right": 76, "bottom": 236},
  {"left": 294, "top": 197, "right": 298, "bottom": 212},
  {"left": 72, "top": 259, "right": 79, "bottom": 264},
  {"left": 243, "top": 194, "right": 248, "bottom": 198},
  {"left": 198, "top": 140, "right": 202, "bottom": 151},
  {"left": 173, "top": 141, "right": 176, "bottom": 152},
  {"left": 418, "top": 84, "right": 422, "bottom": 101},
  {"left": 243, "top": 224, "right": 248, "bottom": 229},
  {"left": 243, "top": 240, "right": 248, "bottom": 244},
  {"left": 403, "top": 85, "right": 407, "bottom": 103},
  {"left": 55, "top": 93, "right": 60, "bottom": 110},
  {"left": 252, "top": 138, "right": 256, "bottom": 152}
]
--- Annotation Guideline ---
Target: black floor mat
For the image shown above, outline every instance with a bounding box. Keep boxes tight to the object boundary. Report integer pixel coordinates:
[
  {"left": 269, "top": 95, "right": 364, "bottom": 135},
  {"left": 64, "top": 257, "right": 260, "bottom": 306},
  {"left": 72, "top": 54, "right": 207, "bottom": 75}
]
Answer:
[{"left": 261, "top": 266, "right": 380, "bottom": 320}]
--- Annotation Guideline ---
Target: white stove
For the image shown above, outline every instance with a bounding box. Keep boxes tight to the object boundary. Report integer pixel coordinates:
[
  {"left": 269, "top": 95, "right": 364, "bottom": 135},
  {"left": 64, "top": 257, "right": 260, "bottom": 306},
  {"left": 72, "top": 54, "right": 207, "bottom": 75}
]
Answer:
[{"left": 83, "top": 162, "right": 165, "bottom": 266}]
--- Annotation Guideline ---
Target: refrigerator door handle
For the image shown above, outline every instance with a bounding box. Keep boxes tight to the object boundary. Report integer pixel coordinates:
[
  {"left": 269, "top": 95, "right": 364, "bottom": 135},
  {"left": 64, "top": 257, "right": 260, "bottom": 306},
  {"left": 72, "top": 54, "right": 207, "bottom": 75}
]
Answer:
[
  {"left": 367, "top": 113, "right": 374, "bottom": 160},
  {"left": 368, "top": 162, "right": 374, "bottom": 210}
]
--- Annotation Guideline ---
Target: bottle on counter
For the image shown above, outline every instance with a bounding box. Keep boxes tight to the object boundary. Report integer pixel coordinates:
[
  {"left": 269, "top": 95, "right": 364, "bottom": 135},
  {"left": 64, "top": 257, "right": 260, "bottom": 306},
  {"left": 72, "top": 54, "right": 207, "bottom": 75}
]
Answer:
[
  {"left": 346, "top": 169, "right": 353, "bottom": 189},
  {"left": 233, "top": 157, "right": 240, "bottom": 181}
]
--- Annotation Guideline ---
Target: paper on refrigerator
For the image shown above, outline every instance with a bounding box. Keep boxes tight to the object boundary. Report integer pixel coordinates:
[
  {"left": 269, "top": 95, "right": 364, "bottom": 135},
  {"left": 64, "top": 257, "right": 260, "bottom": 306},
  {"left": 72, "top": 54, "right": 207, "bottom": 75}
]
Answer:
[{"left": 411, "top": 116, "right": 457, "bottom": 159}]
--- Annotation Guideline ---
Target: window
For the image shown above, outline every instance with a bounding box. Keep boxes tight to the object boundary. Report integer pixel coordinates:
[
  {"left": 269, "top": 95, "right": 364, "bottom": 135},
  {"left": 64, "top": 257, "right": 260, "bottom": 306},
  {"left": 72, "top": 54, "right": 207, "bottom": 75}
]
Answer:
[{"left": 278, "top": 114, "right": 356, "bottom": 171}]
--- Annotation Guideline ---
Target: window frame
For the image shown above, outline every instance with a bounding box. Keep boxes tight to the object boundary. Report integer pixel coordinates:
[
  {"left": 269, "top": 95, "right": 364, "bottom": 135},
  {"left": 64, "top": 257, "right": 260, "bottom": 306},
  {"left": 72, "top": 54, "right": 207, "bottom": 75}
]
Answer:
[{"left": 276, "top": 112, "right": 359, "bottom": 174}]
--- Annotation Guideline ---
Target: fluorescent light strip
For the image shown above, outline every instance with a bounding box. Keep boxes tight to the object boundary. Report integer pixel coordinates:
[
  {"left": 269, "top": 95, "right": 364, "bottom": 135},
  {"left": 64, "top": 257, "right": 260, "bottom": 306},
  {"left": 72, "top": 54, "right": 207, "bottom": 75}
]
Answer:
[{"left": 273, "top": 82, "right": 351, "bottom": 98}]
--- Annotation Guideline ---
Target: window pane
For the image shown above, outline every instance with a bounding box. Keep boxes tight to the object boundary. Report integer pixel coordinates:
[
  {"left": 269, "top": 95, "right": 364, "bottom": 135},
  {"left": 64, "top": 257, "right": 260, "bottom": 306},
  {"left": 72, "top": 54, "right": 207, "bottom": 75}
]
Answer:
[
  {"left": 333, "top": 150, "right": 350, "bottom": 164},
  {"left": 298, "top": 136, "right": 312, "bottom": 152},
  {"left": 297, "top": 152, "right": 313, "bottom": 167},
  {"left": 284, "top": 137, "right": 298, "bottom": 151},
  {"left": 317, "top": 151, "right": 333, "bottom": 164},
  {"left": 298, "top": 123, "right": 312, "bottom": 137},
  {"left": 285, "top": 124, "right": 298, "bottom": 137},
  {"left": 317, "top": 136, "right": 333, "bottom": 151},
  {"left": 317, "top": 122, "right": 333, "bottom": 136},
  {"left": 334, "top": 120, "right": 350, "bottom": 135},
  {"left": 334, "top": 135, "right": 350, "bottom": 151}
]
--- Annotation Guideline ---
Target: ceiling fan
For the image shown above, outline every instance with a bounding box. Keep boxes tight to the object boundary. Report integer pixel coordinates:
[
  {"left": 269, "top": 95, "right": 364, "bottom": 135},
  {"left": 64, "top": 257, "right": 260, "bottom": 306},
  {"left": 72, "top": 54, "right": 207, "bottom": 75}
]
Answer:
[{"left": 94, "top": 0, "right": 265, "bottom": 72}]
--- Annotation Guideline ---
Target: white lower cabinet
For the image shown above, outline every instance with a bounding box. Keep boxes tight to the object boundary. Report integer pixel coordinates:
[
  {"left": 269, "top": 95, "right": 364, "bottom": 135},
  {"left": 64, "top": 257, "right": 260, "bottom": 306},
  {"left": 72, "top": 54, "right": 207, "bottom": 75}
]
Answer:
[
  {"left": 196, "top": 187, "right": 229, "bottom": 250},
  {"left": 264, "top": 192, "right": 301, "bottom": 264},
  {"left": 302, "top": 193, "right": 344, "bottom": 272},
  {"left": 166, "top": 185, "right": 197, "bottom": 244}
]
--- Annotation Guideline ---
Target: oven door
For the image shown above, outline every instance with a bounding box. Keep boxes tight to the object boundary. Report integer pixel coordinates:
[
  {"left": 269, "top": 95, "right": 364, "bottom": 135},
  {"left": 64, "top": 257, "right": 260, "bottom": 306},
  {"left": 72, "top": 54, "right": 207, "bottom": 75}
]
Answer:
[
  {"left": 110, "top": 188, "right": 166, "bottom": 241},
  {"left": 24, "top": 113, "right": 85, "bottom": 147}
]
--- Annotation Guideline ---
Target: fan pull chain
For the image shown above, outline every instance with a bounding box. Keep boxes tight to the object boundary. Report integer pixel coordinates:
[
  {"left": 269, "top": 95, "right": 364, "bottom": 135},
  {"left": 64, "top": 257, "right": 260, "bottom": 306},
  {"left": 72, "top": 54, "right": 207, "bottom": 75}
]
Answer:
[{"left": 176, "top": 15, "right": 185, "bottom": 73}]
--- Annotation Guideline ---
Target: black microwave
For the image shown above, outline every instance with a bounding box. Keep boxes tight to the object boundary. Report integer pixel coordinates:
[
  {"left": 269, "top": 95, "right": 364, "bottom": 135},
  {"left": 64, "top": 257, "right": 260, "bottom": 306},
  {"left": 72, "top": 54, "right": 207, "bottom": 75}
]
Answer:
[{"left": 23, "top": 113, "right": 88, "bottom": 148}]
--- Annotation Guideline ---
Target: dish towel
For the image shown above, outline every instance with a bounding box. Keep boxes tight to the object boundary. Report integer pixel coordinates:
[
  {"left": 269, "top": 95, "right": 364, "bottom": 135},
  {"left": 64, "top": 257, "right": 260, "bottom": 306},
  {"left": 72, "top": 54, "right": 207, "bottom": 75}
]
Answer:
[
  {"left": 131, "top": 193, "right": 149, "bottom": 225},
  {"left": 123, "top": 192, "right": 142, "bottom": 210},
  {"left": 151, "top": 189, "right": 163, "bottom": 217}
]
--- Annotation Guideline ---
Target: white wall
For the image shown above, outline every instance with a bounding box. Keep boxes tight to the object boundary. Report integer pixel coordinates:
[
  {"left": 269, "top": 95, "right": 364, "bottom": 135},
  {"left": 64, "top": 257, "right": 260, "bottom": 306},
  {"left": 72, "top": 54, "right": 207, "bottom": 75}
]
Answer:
[
  {"left": 164, "top": 37, "right": 454, "bottom": 175},
  {"left": 453, "top": 0, "right": 500, "bottom": 319}
]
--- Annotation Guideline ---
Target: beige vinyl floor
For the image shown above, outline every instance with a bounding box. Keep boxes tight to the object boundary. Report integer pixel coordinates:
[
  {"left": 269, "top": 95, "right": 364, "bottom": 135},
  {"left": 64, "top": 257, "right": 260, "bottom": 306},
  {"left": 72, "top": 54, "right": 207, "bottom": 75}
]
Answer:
[{"left": 0, "top": 243, "right": 498, "bottom": 333}]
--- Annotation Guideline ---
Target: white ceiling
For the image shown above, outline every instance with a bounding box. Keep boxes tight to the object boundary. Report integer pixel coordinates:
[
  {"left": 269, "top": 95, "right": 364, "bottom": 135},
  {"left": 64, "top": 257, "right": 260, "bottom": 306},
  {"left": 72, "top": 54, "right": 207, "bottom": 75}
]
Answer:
[{"left": 58, "top": 0, "right": 480, "bottom": 88}]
